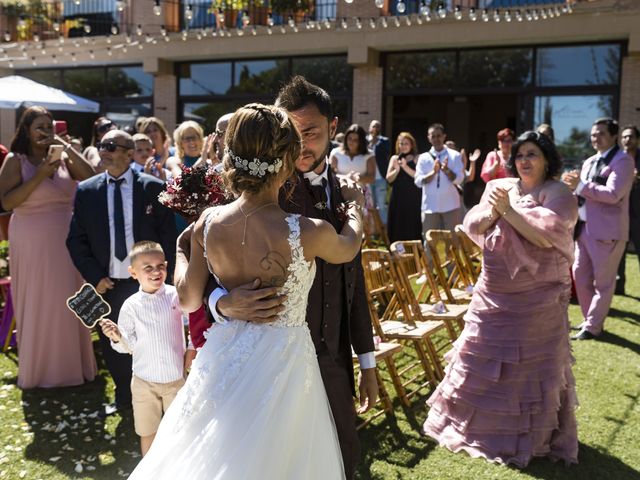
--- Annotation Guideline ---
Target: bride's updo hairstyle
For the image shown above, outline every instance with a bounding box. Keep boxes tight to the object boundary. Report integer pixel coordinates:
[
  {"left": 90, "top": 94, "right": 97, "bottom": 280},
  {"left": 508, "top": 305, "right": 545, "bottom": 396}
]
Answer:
[{"left": 222, "top": 103, "right": 301, "bottom": 195}]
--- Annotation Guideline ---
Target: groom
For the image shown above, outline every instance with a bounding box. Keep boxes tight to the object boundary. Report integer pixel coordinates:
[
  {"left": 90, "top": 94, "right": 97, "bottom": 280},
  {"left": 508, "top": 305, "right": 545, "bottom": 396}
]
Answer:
[{"left": 203, "top": 77, "right": 378, "bottom": 478}]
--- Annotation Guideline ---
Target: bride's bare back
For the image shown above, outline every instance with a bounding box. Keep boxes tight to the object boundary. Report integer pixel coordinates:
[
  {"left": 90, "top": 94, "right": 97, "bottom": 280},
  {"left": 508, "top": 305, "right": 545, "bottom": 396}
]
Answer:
[{"left": 203, "top": 203, "right": 301, "bottom": 291}]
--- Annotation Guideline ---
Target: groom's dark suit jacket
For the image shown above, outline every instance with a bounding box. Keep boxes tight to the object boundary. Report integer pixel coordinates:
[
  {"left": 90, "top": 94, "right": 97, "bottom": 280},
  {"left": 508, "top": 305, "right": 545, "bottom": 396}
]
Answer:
[
  {"left": 279, "top": 169, "right": 375, "bottom": 393},
  {"left": 66, "top": 170, "right": 177, "bottom": 285}
]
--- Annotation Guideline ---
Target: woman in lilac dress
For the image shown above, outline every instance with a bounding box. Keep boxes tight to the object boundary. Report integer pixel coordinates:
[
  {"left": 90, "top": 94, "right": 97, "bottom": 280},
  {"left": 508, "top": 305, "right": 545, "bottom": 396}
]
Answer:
[{"left": 423, "top": 131, "right": 579, "bottom": 467}]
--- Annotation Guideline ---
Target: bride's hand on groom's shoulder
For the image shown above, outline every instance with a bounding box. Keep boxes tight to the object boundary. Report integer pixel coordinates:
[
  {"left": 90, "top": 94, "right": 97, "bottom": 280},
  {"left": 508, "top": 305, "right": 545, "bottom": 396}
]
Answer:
[
  {"left": 217, "top": 279, "right": 287, "bottom": 323},
  {"left": 339, "top": 177, "right": 365, "bottom": 209}
]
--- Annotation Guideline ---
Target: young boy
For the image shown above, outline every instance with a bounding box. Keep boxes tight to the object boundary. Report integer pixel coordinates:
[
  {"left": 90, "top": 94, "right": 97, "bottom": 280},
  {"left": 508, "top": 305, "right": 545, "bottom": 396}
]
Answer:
[
  {"left": 131, "top": 133, "right": 168, "bottom": 180},
  {"left": 100, "top": 241, "right": 193, "bottom": 456}
]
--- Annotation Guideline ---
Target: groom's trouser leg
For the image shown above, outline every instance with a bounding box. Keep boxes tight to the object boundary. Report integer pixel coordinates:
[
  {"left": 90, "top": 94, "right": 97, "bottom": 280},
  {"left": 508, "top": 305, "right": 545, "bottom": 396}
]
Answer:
[
  {"left": 101, "top": 279, "right": 138, "bottom": 408},
  {"left": 317, "top": 352, "right": 359, "bottom": 479}
]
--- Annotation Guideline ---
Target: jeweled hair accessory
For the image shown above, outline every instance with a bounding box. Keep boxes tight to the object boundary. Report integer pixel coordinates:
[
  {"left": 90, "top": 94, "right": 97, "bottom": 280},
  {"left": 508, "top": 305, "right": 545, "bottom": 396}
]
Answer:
[{"left": 224, "top": 146, "right": 283, "bottom": 178}]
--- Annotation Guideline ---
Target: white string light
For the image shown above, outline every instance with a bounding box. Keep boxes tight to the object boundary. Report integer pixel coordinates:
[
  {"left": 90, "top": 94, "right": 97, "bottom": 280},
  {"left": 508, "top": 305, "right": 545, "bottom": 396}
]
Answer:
[
  {"left": 396, "top": 0, "right": 406, "bottom": 14},
  {"left": 153, "top": 0, "right": 162, "bottom": 16}
]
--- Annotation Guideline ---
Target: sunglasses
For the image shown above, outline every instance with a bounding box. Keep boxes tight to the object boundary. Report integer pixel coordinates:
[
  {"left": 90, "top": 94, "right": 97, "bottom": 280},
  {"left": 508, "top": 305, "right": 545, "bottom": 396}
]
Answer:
[
  {"left": 96, "top": 122, "right": 115, "bottom": 134},
  {"left": 96, "top": 141, "right": 132, "bottom": 152}
]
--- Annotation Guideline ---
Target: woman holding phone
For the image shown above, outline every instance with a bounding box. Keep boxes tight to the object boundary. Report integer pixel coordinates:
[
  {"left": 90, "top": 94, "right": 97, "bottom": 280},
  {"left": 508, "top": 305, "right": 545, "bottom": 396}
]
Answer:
[{"left": 0, "top": 106, "right": 97, "bottom": 389}]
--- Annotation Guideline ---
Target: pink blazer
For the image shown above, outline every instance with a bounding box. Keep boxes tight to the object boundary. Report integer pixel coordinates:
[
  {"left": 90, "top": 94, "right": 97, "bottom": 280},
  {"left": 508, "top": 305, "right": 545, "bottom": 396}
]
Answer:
[{"left": 579, "top": 149, "right": 635, "bottom": 241}]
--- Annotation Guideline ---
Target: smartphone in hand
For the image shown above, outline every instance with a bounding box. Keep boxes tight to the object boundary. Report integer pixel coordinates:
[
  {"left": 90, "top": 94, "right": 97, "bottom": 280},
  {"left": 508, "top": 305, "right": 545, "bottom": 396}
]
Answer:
[{"left": 48, "top": 144, "right": 64, "bottom": 163}]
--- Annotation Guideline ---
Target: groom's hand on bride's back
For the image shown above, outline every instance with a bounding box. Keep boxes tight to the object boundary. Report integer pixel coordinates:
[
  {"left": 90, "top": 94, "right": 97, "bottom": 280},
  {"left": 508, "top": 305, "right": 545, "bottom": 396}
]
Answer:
[{"left": 217, "top": 279, "right": 287, "bottom": 323}]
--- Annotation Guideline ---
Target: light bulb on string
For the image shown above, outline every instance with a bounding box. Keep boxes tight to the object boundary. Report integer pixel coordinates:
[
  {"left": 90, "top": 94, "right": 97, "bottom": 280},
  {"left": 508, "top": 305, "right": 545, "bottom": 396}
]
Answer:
[
  {"left": 355, "top": 17, "right": 362, "bottom": 29},
  {"left": 369, "top": 17, "right": 376, "bottom": 28},
  {"left": 126, "top": 34, "right": 132, "bottom": 43},
  {"left": 8, "top": 61, "right": 13, "bottom": 68},
  {"left": 493, "top": 9, "right": 500, "bottom": 22},
  {"left": 288, "top": 15, "right": 298, "bottom": 32},
  {"left": 40, "top": 43, "right": 46, "bottom": 55},
  {"left": 515, "top": 10, "right": 522, "bottom": 22},
  {"left": 345, "top": 0, "right": 354, "bottom": 4},
  {"left": 84, "top": 23, "right": 91, "bottom": 34},
  {"left": 106, "top": 33, "right": 112, "bottom": 44},
  {"left": 122, "top": 45, "right": 127, "bottom": 53},
  {"left": 107, "top": 47, "right": 112, "bottom": 56},
  {"left": 185, "top": 4, "right": 194, "bottom": 22},
  {"left": 540, "top": 9, "right": 547, "bottom": 19},
  {"left": 218, "top": 10, "right": 225, "bottom": 26},
  {"left": 393, "top": 16, "right": 400, "bottom": 27},
  {"left": 404, "top": 15, "right": 411, "bottom": 26},
  {"left": 242, "top": 11, "right": 250, "bottom": 27},
  {"left": 396, "top": 0, "right": 406, "bottom": 14},
  {"left": 153, "top": 0, "right": 162, "bottom": 16},
  {"left": 71, "top": 52, "right": 76, "bottom": 62},
  {"left": 554, "top": 6, "right": 561, "bottom": 17},
  {"left": 52, "top": 54, "right": 58, "bottom": 63},
  {"left": 547, "top": 8, "right": 554, "bottom": 18},
  {"left": 161, "top": 25, "right": 167, "bottom": 36},
  {"left": 32, "top": 56, "right": 37, "bottom": 66},
  {"left": 324, "top": 18, "right": 332, "bottom": 29},
  {"left": 3, "top": 31, "right": 10, "bottom": 42},
  {"left": 267, "top": 25, "right": 273, "bottom": 34},
  {"left": 340, "top": 17, "right": 347, "bottom": 29},
  {"left": 469, "top": 7, "right": 477, "bottom": 21},
  {"left": 89, "top": 50, "right": 95, "bottom": 59},
  {"left": 481, "top": 9, "right": 489, "bottom": 22},
  {"left": 437, "top": 4, "right": 446, "bottom": 19},
  {"left": 116, "top": 1, "right": 126, "bottom": 12},
  {"left": 267, "top": 14, "right": 274, "bottom": 27},
  {"left": 532, "top": 9, "right": 539, "bottom": 20},
  {"left": 181, "top": 29, "right": 188, "bottom": 41},
  {"left": 454, "top": 6, "right": 462, "bottom": 20},
  {"left": 280, "top": 25, "right": 286, "bottom": 34},
  {"left": 136, "top": 24, "right": 143, "bottom": 36},
  {"left": 381, "top": 16, "right": 388, "bottom": 28},
  {"left": 74, "top": 0, "right": 80, "bottom": 5},
  {"left": 251, "top": 26, "right": 257, "bottom": 35},
  {"left": 83, "top": 36, "right": 89, "bottom": 44},
  {"left": 200, "top": 28, "right": 207, "bottom": 38},
  {"left": 53, "top": 21, "right": 60, "bottom": 32},
  {"left": 504, "top": 10, "right": 511, "bottom": 22},
  {"left": 111, "top": 24, "right": 119, "bottom": 35},
  {"left": 525, "top": 9, "right": 532, "bottom": 21},
  {"left": 33, "top": 33, "right": 40, "bottom": 42},
  {"left": 374, "top": 0, "right": 384, "bottom": 9}
]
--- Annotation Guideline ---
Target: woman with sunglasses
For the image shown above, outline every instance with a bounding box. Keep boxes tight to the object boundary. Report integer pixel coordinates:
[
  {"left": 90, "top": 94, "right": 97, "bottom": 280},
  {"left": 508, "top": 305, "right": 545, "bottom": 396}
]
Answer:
[
  {"left": 165, "top": 121, "right": 205, "bottom": 177},
  {"left": 0, "top": 106, "right": 97, "bottom": 389},
  {"left": 84, "top": 116, "right": 117, "bottom": 173},
  {"left": 480, "top": 128, "right": 515, "bottom": 184}
]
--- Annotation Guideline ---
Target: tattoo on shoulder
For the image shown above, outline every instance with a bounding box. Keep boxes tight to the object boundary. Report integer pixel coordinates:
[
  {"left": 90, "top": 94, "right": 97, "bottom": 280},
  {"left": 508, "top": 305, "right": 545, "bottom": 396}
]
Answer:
[{"left": 259, "top": 251, "right": 287, "bottom": 287}]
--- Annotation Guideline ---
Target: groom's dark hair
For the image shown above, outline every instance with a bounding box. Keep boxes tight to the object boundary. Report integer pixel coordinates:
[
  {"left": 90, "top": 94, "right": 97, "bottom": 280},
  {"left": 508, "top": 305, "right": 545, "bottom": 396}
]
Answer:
[{"left": 275, "top": 76, "right": 334, "bottom": 121}]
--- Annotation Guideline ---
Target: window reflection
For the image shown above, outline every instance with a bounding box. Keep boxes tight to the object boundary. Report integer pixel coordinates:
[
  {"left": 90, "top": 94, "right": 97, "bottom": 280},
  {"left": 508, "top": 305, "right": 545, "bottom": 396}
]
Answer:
[
  {"left": 232, "top": 60, "right": 289, "bottom": 95},
  {"left": 183, "top": 101, "right": 256, "bottom": 134},
  {"left": 534, "top": 95, "right": 614, "bottom": 168},
  {"left": 385, "top": 52, "right": 456, "bottom": 90},
  {"left": 292, "top": 57, "right": 352, "bottom": 93},
  {"left": 63, "top": 68, "right": 105, "bottom": 99},
  {"left": 179, "top": 62, "right": 232, "bottom": 96},
  {"left": 459, "top": 48, "right": 532, "bottom": 88},
  {"left": 106, "top": 67, "right": 153, "bottom": 98},
  {"left": 20, "top": 70, "right": 62, "bottom": 89},
  {"left": 536, "top": 44, "right": 620, "bottom": 87}
]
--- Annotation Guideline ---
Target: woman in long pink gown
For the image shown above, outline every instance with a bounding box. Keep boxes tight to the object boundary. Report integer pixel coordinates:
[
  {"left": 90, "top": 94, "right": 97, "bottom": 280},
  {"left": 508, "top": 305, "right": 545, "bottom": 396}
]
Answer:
[
  {"left": 423, "top": 131, "right": 579, "bottom": 467},
  {"left": 0, "top": 107, "right": 97, "bottom": 389}
]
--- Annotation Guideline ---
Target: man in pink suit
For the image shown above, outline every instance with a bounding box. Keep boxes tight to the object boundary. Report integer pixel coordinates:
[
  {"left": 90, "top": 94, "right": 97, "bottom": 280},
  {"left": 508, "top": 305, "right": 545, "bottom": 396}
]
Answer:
[{"left": 563, "top": 118, "right": 635, "bottom": 340}]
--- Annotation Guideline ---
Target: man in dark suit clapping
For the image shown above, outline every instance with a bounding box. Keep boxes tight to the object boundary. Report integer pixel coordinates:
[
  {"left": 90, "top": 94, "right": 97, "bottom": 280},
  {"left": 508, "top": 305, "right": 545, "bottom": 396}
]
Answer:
[{"left": 67, "top": 130, "right": 177, "bottom": 416}]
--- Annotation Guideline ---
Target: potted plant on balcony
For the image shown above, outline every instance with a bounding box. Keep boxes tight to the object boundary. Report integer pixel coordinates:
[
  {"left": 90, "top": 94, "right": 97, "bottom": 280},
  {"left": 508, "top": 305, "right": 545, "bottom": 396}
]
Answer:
[
  {"left": 208, "top": 0, "right": 249, "bottom": 30},
  {"left": 270, "top": 0, "right": 312, "bottom": 22}
]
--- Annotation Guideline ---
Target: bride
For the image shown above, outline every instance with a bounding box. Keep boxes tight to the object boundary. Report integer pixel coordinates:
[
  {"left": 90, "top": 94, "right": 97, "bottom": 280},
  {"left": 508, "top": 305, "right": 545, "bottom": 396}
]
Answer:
[{"left": 127, "top": 104, "right": 365, "bottom": 479}]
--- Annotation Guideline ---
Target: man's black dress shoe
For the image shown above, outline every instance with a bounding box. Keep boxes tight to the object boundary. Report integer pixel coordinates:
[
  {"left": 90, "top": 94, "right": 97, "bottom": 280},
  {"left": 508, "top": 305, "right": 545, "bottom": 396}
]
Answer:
[{"left": 572, "top": 329, "right": 598, "bottom": 341}]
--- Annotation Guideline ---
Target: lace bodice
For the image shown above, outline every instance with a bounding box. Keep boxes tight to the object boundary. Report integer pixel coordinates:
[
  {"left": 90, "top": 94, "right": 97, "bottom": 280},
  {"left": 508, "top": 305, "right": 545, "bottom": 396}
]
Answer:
[{"left": 203, "top": 210, "right": 316, "bottom": 327}]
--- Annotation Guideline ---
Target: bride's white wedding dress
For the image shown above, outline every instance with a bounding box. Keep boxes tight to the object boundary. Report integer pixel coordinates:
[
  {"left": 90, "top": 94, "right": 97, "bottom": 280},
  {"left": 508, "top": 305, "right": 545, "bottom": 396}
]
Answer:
[{"left": 128, "top": 214, "right": 345, "bottom": 479}]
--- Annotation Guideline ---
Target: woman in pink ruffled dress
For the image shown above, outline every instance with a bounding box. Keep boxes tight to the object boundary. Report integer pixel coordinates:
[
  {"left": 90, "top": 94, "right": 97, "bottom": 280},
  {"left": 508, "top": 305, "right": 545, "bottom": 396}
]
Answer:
[{"left": 423, "top": 131, "right": 579, "bottom": 467}]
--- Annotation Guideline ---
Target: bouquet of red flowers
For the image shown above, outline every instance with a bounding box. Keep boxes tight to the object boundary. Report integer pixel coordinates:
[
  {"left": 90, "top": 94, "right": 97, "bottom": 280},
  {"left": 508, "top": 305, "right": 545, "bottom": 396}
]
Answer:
[{"left": 158, "top": 165, "right": 233, "bottom": 219}]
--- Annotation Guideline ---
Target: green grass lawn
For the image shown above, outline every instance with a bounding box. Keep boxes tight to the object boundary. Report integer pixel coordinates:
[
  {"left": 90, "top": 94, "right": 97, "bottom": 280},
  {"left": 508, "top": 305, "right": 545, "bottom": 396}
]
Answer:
[{"left": 1, "top": 255, "right": 639, "bottom": 479}]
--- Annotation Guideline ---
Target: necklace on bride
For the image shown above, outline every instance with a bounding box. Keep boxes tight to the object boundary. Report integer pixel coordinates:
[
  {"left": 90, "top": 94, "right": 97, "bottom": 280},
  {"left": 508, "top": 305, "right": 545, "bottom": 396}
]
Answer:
[{"left": 239, "top": 202, "right": 278, "bottom": 246}]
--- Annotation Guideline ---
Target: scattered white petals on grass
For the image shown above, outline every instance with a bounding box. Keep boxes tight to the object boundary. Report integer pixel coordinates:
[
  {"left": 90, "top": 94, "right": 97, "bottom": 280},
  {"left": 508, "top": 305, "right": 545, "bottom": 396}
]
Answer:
[
  {"left": 83, "top": 436, "right": 92, "bottom": 442},
  {"left": 18, "top": 471, "right": 26, "bottom": 478},
  {"left": 104, "top": 434, "right": 112, "bottom": 440},
  {"left": 86, "top": 455, "right": 96, "bottom": 462},
  {"left": 86, "top": 465, "right": 96, "bottom": 471},
  {"left": 74, "top": 462, "right": 83, "bottom": 473},
  {"left": 49, "top": 457, "right": 61, "bottom": 462},
  {"left": 110, "top": 439, "right": 116, "bottom": 445}
]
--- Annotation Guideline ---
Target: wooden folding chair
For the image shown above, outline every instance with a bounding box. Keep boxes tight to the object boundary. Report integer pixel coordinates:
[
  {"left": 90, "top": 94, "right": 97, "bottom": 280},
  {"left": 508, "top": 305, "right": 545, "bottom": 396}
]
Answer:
[
  {"left": 425, "top": 230, "right": 473, "bottom": 305},
  {"left": 390, "top": 240, "right": 467, "bottom": 340},
  {"left": 363, "top": 207, "right": 390, "bottom": 249},
  {"left": 454, "top": 225, "right": 482, "bottom": 285},
  {"left": 353, "top": 341, "right": 403, "bottom": 430},
  {"left": 361, "top": 249, "right": 445, "bottom": 403}
]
